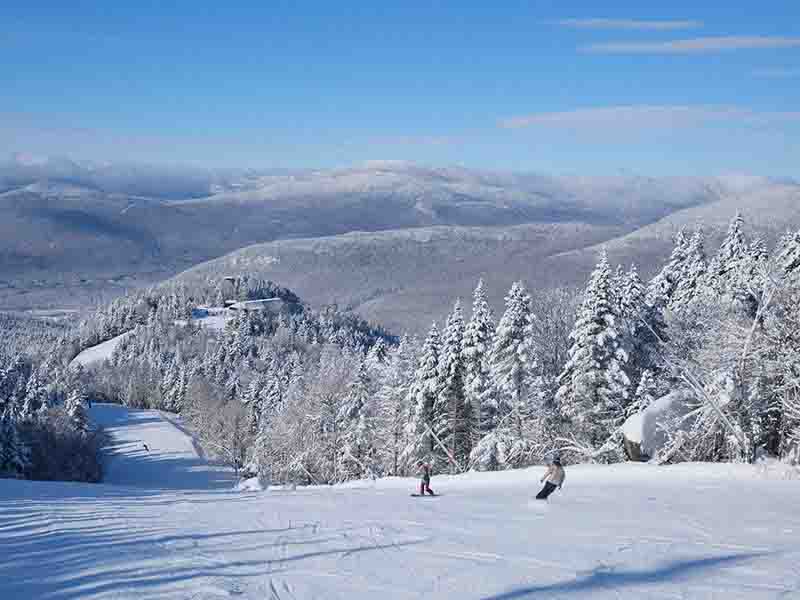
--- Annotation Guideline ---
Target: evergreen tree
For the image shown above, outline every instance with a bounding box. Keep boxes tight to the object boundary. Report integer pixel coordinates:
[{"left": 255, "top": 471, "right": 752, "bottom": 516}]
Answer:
[
  {"left": 21, "top": 369, "right": 47, "bottom": 421},
  {"left": 403, "top": 323, "right": 441, "bottom": 467},
  {"left": 234, "top": 313, "right": 252, "bottom": 360},
  {"left": 708, "top": 212, "right": 749, "bottom": 296},
  {"left": 339, "top": 360, "right": 370, "bottom": 422},
  {"left": 161, "top": 359, "right": 179, "bottom": 411},
  {"left": 671, "top": 229, "right": 707, "bottom": 312},
  {"left": 618, "top": 264, "right": 661, "bottom": 383},
  {"left": 66, "top": 387, "right": 89, "bottom": 434},
  {"left": 366, "top": 339, "right": 390, "bottom": 368},
  {"left": 261, "top": 373, "right": 283, "bottom": 416},
  {"left": 489, "top": 281, "right": 533, "bottom": 433},
  {"left": 225, "top": 370, "right": 241, "bottom": 401},
  {"left": 647, "top": 228, "right": 690, "bottom": 310},
  {"left": 174, "top": 365, "right": 188, "bottom": 413},
  {"left": 778, "top": 228, "right": 800, "bottom": 277},
  {"left": 612, "top": 264, "right": 627, "bottom": 313},
  {"left": 338, "top": 361, "right": 378, "bottom": 480},
  {"left": 626, "top": 369, "right": 658, "bottom": 417},
  {"left": 282, "top": 354, "right": 306, "bottom": 411},
  {"left": 433, "top": 299, "right": 469, "bottom": 470},
  {"left": 375, "top": 335, "right": 415, "bottom": 475},
  {"left": 619, "top": 264, "right": 646, "bottom": 327},
  {"left": 463, "top": 279, "right": 496, "bottom": 439},
  {"left": 243, "top": 374, "right": 264, "bottom": 434},
  {"left": 556, "top": 251, "right": 631, "bottom": 448},
  {"left": 0, "top": 413, "right": 29, "bottom": 476},
  {"left": 738, "top": 236, "right": 769, "bottom": 318}
]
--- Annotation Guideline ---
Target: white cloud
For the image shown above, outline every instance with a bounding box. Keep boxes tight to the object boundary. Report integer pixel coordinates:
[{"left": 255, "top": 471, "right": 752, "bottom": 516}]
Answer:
[
  {"left": 550, "top": 18, "right": 702, "bottom": 31},
  {"left": 499, "top": 105, "right": 800, "bottom": 131},
  {"left": 583, "top": 36, "right": 800, "bottom": 54}
]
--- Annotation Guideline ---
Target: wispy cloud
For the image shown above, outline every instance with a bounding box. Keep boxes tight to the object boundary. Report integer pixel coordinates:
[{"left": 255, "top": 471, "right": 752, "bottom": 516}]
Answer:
[
  {"left": 499, "top": 105, "right": 800, "bottom": 131},
  {"left": 752, "top": 67, "right": 800, "bottom": 78},
  {"left": 583, "top": 36, "right": 800, "bottom": 54},
  {"left": 549, "top": 18, "right": 702, "bottom": 31}
]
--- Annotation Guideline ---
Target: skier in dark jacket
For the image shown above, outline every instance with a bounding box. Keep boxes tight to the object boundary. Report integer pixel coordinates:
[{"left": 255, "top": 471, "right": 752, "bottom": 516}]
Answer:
[
  {"left": 418, "top": 461, "right": 435, "bottom": 496},
  {"left": 536, "top": 456, "right": 565, "bottom": 500}
]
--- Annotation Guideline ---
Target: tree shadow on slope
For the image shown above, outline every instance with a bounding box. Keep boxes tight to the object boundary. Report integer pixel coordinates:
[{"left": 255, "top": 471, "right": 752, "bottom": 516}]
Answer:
[
  {"left": 89, "top": 404, "right": 161, "bottom": 429},
  {"left": 481, "top": 553, "right": 770, "bottom": 599},
  {"left": 0, "top": 496, "right": 424, "bottom": 600},
  {"left": 101, "top": 451, "right": 236, "bottom": 491}
]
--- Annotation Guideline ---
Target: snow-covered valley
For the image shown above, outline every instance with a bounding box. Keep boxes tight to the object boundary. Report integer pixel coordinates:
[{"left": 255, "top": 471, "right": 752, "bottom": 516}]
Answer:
[{"left": 2, "top": 404, "right": 799, "bottom": 599}]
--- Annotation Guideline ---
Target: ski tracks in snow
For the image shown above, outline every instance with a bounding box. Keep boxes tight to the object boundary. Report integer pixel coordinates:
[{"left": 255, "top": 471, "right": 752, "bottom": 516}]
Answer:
[{"left": 4, "top": 404, "right": 800, "bottom": 599}]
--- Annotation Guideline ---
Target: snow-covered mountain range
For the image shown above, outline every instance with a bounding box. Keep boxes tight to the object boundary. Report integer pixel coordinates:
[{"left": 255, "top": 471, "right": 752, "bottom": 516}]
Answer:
[{"left": 1, "top": 156, "right": 798, "bottom": 330}]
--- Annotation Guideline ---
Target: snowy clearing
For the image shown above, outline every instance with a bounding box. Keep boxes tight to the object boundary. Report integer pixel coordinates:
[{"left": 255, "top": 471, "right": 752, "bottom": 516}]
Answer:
[
  {"left": 2, "top": 404, "right": 800, "bottom": 600},
  {"left": 69, "top": 332, "right": 134, "bottom": 368}
]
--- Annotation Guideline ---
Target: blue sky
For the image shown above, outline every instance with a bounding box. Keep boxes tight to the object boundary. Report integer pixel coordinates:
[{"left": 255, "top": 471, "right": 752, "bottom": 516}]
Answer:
[{"left": 2, "top": 1, "right": 799, "bottom": 175}]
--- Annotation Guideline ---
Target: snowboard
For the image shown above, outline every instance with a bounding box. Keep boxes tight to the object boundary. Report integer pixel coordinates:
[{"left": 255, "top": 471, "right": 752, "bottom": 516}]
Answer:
[{"left": 410, "top": 493, "right": 439, "bottom": 497}]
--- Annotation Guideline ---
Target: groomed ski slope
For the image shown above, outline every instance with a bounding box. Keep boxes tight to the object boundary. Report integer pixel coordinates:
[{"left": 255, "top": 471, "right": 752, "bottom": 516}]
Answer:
[
  {"left": 2, "top": 405, "right": 800, "bottom": 600},
  {"left": 70, "top": 332, "right": 134, "bottom": 368}
]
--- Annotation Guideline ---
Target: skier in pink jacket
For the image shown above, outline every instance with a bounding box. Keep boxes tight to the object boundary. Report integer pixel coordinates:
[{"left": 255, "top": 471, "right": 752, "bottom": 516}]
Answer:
[{"left": 417, "top": 461, "right": 435, "bottom": 496}]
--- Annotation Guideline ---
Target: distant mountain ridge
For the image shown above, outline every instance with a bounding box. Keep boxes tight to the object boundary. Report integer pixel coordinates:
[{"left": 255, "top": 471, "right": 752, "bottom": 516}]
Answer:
[
  {"left": 171, "top": 176, "right": 800, "bottom": 335},
  {"left": 1, "top": 156, "right": 796, "bottom": 321}
]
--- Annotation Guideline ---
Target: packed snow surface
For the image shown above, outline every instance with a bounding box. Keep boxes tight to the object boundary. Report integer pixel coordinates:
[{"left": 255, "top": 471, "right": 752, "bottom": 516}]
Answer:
[
  {"left": 69, "top": 331, "right": 134, "bottom": 368},
  {"left": 3, "top": 404, "right": 800, "bottom": 600}
]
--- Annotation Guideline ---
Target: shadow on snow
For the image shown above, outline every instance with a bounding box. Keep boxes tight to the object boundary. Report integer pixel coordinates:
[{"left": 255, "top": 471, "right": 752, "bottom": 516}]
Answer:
[{"left": 481, "top": 552, "right": 770, "bottom": 599}]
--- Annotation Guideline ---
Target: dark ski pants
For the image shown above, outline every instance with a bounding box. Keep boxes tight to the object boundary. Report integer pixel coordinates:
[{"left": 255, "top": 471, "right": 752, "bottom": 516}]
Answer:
[
  {"left": 420, "top": 481, "right": 434, "bottom": 495},
  {"left": 536, "top": 481, "right": 557, "bottom": 500}
]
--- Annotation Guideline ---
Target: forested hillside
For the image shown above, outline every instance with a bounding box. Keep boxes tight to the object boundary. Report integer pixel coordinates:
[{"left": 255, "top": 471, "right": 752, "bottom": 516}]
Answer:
[{"left": 5, "top": 213, "right": 799, "bottom": 484}]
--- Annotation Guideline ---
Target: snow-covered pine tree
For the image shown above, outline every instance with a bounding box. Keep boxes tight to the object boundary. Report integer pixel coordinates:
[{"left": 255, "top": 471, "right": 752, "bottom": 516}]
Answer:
[
  {"left": 225, "top": 370, "right": 241, "bottom": 402},
  {"left": 338, "top": 360, "right": 378, "bottom": 480},
  {"left": 366, "top": 339, "right": 390, "bottom": 368},
  {"left": 160, "top": 359, "right": 179, "bottom": 411},
  {"left": 0, "top": 357, "right": 26, "bottom": 420},
  {"left": 489, "top": 281, "right": 533, "bottom": 433},
  {"left": 433, "top": 299, "right": 469, "bottom": 471},
  {"left": 261, "top": 372, "right": 283, "bottom": 416},
  {"left": 0, "top": 412, "right": 29, "bottom": 476},
  {"left": 463, "top": 279, "right": 496, "bottom": 440},
  {"left": 243, "top": 374, "right": 264, "bottom": 434},
  {"left": 626, "top": 369, "right": 658, "bottom": 417},
  {"left": 234, "top": 313, "right": 252, "bottom": 361},
  {"left": 778, "top": 228, "right": 800, "bottom": 278},
  {"left": 282, "top": 353, "right": 306, "bottom": 412},
  {"left": 174, "top": 365, "right": 188, "bottom": 413},
  {"left": 671, "top": 229, "right": 707, "bottom": 312},
  {"left": 646, "top": 228, "right": 690, "bottom": 310},
  {"left": 65, "top": 387, "right": 89, "bottom": 434},
  {"left": 21, "top": 369, "right": 48, "bottom": 421},
  {"left": 612, "top": 264, "right": 627, "bottom": 314},
  {"left": 708, "top": 212, "right": 750, "bottom": 297},
  {"left": 375, "top": 335, "right": 415, "bottom": 475},
  {"left": 339, "top": 360, "right": 370, "bottom": 422},
  {"left": 472, "top": 282, "right": 539, "bottom": 470},
  {"left": 618, "top": 264, "right": 662, "bottom": 386},
  {"left": 402, "top": 323, "right": 441, "bottom": 468},
  {"left": 556, "top": 250, "right": 631, "bottom": 452},
  {"left": 619, "top": 264, "right": 646, "bottom": 329}
]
